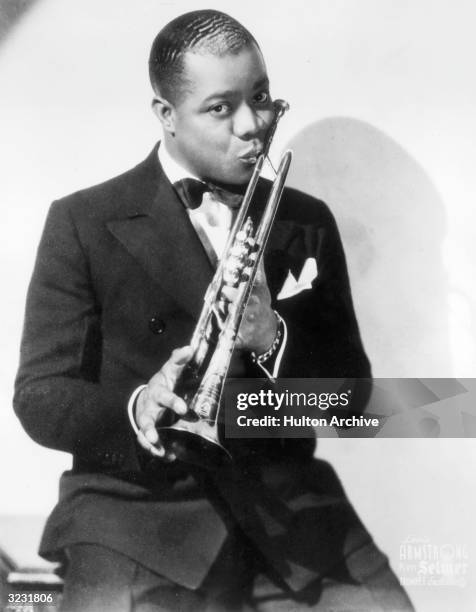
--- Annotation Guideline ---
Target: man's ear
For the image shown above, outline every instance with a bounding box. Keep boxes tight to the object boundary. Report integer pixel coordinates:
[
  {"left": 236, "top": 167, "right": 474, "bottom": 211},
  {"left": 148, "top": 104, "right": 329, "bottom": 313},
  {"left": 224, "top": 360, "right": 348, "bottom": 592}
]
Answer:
[{"left": 151, "top": 96, "right": 175, "bottom": 135}]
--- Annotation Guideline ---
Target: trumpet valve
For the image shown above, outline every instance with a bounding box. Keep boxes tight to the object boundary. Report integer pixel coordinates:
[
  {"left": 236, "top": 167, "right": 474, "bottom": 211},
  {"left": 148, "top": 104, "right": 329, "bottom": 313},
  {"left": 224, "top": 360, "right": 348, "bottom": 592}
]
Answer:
[
  {"left": 223, "top": 264, "right": 242, "bottom": 287},
  {"left": 236, "top": 218, "right": 254, "bottom": 241}
]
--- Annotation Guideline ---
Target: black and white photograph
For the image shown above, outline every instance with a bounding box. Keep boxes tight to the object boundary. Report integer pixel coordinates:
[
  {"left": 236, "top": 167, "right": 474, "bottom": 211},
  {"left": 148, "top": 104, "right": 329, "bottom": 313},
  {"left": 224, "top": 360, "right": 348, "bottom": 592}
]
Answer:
[{"left": 1, "top": 1, "right": 475, "bottom": 611}]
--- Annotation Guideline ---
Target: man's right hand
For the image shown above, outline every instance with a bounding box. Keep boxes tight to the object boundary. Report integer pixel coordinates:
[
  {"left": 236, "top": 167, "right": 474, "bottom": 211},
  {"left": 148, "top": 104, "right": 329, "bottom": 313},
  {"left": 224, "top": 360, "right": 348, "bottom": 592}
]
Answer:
[{"left": 135, "top": 345, "right": 193, "bottom": 460}]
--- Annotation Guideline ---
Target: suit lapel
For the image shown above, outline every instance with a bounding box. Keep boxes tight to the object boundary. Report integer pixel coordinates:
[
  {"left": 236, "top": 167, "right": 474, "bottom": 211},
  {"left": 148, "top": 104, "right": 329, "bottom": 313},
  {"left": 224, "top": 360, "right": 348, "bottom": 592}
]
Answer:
[
  {"left": 105, "top": 149, "right": 313, "bottom": 318},
  {"left": 106, "top": 148, "right": 214, "bottom": 320}
]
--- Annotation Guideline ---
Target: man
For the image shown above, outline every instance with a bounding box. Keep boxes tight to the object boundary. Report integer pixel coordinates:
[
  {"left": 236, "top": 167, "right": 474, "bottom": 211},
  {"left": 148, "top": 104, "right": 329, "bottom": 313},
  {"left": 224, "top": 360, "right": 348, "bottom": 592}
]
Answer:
[{"left": 14, "top": 10, "right": 413, "bottom": 612}]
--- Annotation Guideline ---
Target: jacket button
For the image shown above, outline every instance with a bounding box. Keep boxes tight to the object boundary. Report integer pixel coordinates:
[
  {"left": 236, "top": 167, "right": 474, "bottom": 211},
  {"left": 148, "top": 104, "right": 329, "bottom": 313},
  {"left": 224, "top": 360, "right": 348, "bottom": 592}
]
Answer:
[{"left": 149, "top": 315, "right": 166, "bottom": 335}]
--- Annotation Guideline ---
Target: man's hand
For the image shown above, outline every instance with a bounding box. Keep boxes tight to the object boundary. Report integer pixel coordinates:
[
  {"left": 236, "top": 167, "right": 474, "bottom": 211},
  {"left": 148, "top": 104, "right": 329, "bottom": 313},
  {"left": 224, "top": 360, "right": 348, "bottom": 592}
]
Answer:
[
  {"left": 134, "top": 263, "right": 276, "bottom": 459},
  {"left": 135, "top": 346, "right": 193, "bottom": 459},
  {"left": 226, "top": 260, "right": 278, "bottom": 355}
]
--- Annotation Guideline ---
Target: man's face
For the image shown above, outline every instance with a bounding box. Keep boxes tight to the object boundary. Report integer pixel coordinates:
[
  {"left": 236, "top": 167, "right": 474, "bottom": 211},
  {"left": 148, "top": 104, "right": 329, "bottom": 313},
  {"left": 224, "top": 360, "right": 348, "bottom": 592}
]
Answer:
[{"left": 165, "top": 44, "right": 275, "bottom": 187}]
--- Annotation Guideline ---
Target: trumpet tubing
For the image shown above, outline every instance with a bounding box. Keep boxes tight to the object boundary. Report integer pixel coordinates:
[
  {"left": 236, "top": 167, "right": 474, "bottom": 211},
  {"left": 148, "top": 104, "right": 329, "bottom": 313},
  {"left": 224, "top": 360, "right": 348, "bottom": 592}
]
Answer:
[{"left": 157, "top": 100, "right": 292, "bottom": 467}]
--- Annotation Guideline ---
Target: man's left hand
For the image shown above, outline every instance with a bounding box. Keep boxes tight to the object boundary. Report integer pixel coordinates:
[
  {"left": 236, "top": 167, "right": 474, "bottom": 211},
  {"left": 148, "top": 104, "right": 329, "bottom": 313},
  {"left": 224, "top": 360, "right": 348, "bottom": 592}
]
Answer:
[{"left": 223, "top": 260, "right": 278, "bottom": 355}]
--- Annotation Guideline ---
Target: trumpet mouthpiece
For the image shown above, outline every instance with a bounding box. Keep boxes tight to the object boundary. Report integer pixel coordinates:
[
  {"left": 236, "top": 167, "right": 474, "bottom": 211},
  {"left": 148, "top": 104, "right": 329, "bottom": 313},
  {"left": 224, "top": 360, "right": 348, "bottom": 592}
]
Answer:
[{"left": 274, "top": 99, "right": 290, "bottom": 114}]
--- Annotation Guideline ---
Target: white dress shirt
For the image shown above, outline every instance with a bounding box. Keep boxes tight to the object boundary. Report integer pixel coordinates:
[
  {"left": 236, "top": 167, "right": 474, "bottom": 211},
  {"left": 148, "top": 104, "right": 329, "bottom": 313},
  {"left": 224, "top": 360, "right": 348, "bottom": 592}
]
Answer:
[{"left": 159, "top": 143, "right": 233, "bottom": 258}]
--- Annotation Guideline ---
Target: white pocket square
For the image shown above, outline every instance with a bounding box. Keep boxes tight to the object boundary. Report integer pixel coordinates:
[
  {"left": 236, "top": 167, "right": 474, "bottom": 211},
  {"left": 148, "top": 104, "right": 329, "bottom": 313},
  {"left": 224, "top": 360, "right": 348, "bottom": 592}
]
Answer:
[{"left": 277, "top": 257, "right": 318, "bottom": 300}]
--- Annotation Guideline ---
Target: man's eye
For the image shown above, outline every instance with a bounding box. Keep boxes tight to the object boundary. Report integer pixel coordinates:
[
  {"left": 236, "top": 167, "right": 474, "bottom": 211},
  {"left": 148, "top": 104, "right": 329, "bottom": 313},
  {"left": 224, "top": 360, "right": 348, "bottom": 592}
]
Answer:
[
  {"left": 254, "top": 92, "right": 269, "bottom": 104},
  {"left": 209, "top": 103, "right": 231, "bottom": 115}
]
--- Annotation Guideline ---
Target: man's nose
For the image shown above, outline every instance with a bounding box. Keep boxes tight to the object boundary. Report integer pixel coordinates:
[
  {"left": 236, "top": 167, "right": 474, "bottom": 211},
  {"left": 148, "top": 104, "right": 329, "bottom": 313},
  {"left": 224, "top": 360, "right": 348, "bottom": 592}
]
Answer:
[{"left": 233, "top": 104, "right": 267, "bottom": 140}]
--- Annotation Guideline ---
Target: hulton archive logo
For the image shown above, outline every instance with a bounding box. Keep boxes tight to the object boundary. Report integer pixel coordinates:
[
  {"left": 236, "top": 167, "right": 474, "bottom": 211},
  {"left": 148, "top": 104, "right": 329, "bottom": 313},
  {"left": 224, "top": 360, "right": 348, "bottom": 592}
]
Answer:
[{"left": 398, "top": 536, "right": 469, "bottom": 587}]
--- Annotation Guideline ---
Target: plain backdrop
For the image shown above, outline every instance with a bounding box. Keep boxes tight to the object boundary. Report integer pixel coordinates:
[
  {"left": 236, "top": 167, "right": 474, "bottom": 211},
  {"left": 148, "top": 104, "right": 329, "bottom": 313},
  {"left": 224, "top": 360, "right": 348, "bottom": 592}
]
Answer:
[{"left": 1, "top": 1, "right": 475, "bottom": 610}]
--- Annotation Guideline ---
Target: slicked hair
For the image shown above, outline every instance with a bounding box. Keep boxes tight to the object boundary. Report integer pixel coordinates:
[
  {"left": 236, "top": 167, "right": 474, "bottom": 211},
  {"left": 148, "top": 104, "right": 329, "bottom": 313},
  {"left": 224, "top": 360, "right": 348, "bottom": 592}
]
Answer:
[{"left": 149, "top": 10, "right": 258, "bottom": 103}]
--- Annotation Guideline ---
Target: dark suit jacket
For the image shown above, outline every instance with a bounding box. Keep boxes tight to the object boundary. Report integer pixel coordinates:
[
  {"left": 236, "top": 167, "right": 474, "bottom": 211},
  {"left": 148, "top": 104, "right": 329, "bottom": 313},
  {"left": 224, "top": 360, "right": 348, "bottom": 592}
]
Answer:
[{"left": 14, "top": 145, "right": 372, "bottom": 590}]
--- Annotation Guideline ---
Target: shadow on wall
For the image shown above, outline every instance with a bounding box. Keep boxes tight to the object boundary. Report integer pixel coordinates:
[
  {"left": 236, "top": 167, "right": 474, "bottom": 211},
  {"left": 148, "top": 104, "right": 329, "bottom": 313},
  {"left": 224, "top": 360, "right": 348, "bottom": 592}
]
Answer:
[
  {"left": 286, "top": 117, "right": 451, "bottom": 378},
  {"left": 0, "top": 0, "right": 39, "bottom": 47}
]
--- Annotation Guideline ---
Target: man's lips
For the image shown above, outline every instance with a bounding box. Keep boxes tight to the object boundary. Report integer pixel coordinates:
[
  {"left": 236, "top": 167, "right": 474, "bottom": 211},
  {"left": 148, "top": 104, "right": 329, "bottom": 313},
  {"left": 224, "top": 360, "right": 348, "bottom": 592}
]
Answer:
[{"left": 238, "top": 149, "right": 263, "bottom": 164}]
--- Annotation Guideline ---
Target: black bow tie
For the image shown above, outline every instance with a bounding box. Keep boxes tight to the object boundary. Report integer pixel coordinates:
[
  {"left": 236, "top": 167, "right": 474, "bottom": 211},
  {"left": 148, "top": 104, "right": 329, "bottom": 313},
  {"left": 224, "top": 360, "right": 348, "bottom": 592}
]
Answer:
[{"left": 173, "top": 178, "right": 243, "bottom": 210}]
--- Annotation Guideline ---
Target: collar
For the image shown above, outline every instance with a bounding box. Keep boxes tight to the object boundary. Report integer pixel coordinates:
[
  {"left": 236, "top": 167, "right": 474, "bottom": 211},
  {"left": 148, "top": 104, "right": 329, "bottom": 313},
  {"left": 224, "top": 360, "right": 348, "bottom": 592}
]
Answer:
[{"left": 158, "top": 141, "right": 204, "bottom": 185}]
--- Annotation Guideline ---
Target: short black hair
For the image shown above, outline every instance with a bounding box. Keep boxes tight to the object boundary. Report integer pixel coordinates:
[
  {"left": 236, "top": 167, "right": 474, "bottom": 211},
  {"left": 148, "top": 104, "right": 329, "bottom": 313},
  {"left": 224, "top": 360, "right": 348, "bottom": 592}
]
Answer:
[{"left": 149, "top": 10, "right": 258, "bottom": 103}]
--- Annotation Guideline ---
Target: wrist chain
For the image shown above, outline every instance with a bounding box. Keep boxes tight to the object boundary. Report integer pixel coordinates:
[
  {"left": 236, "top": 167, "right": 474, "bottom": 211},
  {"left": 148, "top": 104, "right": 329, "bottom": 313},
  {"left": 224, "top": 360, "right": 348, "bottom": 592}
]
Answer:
[{"left": 251, "top": 310, "right": 283, "bottom": 364}]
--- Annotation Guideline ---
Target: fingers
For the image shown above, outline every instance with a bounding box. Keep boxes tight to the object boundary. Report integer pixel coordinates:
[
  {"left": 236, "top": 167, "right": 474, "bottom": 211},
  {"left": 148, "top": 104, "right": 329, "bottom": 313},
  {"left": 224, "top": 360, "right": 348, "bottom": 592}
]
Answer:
[
  {"left": 158, "top": 346, "right": 194, "bottom": 388},
  {"left": 136, "top": 428, "right": 177, "bottom": 462},
  {"left": 147, "top": 386, "right": 188, "bottom": 417},
  {"left": 170, "top": 345, "right": 194, "bottom": 367},
  {"left": 220, "top": 262, "right": 270, "bottom": 309},
  {"left": 134, "top": 345, "right": 193, "bottom": 459},
  {"left": 251, "top": 265, "right": 271, "bottom": 304},
  {"left": 220, "top": 284, "right": 237, "bottom": 305},
  {"left": 218, "top": 260, "right": 273, "bottom": 352},
  {"left": 137, "top": 423, "right": 164, "bottom": 457},
  {"left": 135, "top": 388, "right": 180, "bottom": 460},
  {"left": 254, "top": 258, "right": 266, "bottom": 285}
]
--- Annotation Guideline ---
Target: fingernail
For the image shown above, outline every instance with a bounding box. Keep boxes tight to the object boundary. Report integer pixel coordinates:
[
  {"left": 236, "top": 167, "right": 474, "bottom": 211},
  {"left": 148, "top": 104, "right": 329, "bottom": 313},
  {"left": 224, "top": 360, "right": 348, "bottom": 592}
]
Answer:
[{"left": 175, "top": 400, "right": 188, "bottom": 415}]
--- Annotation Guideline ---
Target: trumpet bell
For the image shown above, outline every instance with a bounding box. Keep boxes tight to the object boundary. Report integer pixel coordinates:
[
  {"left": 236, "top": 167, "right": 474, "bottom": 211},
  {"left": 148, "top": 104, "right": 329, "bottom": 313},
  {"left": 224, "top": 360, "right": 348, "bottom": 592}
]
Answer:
[{"left": 157, "top": 417, "right": 232, "bottom": 468}]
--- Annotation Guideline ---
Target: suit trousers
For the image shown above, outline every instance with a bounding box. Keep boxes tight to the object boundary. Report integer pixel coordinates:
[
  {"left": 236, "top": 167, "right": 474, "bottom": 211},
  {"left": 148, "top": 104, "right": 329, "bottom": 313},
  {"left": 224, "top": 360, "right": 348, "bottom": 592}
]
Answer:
[{"left": 59, "top": 536, "right": 414, "bottom": 612}]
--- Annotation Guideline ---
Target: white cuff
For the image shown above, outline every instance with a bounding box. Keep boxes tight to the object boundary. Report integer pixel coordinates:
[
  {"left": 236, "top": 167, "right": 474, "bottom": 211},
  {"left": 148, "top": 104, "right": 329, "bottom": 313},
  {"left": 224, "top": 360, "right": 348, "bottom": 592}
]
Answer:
[{"left": 127, "top": 384, "right": 147, "bottom": 436}]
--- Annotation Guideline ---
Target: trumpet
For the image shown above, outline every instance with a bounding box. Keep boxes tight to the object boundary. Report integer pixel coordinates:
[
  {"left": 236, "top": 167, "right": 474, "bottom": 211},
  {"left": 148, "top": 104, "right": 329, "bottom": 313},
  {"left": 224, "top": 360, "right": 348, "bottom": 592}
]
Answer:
[{"left": 157, "top": 99, "right": 292, "bottom": 467}]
